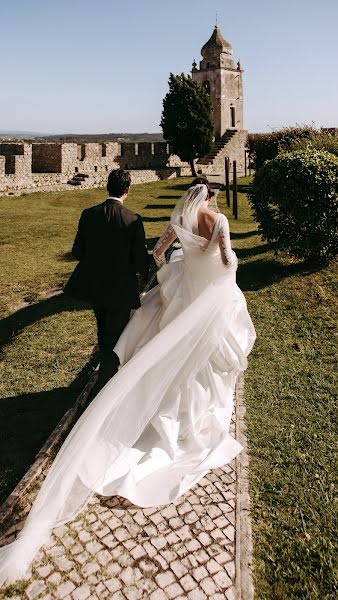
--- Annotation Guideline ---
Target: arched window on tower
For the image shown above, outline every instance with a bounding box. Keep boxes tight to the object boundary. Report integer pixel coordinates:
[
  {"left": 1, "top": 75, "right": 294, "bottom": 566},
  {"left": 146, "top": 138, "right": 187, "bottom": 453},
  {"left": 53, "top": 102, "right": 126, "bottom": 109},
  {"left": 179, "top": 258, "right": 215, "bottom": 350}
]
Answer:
[
  {"left": 230, "top": 105, "right": 236, "bottom": 128},
  {"left": 203, "top": 80, "right": 211, "bottom": 95}
]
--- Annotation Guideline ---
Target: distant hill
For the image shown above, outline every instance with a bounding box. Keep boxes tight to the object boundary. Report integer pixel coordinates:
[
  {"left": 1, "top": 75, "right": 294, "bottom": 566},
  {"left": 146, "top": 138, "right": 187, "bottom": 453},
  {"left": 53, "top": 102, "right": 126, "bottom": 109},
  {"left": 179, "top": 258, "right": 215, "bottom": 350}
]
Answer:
[
  {"left": 41, "top": 132, "right": 164, "bottom": 143},
  {"left": 0, "top": 132, "right": 164, "bottom": 143},
  {"left": 0, "top": 131, "right": 45, "bottom": 139}
]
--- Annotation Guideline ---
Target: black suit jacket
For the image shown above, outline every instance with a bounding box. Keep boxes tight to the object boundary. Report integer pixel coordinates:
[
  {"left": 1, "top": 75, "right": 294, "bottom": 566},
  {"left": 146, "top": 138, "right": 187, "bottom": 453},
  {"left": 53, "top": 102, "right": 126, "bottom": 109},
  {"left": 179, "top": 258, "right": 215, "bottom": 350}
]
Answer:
[{"left": 64, "top": 198, "right": 149, "bottom": 309}]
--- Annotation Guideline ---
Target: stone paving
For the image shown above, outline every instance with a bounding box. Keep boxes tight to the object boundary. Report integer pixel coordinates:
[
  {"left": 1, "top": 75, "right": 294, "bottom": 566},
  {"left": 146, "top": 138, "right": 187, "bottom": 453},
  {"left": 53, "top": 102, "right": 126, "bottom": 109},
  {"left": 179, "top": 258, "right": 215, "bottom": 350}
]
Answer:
[{"left": 0, "top": 377, "right": 253, "bottom": 600}]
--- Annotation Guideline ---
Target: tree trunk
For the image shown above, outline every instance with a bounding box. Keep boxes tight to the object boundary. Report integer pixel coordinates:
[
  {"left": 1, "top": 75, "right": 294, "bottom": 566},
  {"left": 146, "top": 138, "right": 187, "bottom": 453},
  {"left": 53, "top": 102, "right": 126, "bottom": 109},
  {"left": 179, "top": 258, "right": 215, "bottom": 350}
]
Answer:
[{"left": 190, "top": 158, "right": 197, "bottom": 177}]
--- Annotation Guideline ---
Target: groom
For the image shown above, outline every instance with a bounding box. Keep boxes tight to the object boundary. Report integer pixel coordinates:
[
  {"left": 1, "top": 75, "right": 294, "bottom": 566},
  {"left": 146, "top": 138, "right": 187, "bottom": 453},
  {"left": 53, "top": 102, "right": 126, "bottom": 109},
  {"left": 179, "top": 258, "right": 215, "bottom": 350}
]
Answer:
[{"left": 64, "top": 169, "right": 149, "bottom": 394}]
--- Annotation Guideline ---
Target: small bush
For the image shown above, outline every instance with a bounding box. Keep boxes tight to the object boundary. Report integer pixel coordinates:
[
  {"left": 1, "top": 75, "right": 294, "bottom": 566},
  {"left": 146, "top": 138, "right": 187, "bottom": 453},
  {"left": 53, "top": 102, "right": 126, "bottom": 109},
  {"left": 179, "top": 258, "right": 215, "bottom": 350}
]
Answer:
[{"left": 249, "top": 148, "right": 338, "bottom": 264}]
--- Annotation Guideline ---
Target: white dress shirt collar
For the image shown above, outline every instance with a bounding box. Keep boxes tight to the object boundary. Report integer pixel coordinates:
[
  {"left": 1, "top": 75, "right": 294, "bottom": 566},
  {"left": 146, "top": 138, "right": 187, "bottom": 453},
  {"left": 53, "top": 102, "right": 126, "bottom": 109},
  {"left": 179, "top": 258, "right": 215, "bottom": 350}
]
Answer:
[{"left": 107, "top": 196, "right": 123, "bottom": 203}]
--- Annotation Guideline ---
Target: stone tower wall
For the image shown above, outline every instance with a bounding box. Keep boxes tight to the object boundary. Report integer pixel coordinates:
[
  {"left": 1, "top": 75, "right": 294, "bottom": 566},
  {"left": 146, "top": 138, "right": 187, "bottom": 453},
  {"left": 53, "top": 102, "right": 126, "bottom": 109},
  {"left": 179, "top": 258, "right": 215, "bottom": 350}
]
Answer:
[
  {"left": 222, "top": 69, "right": 243, "bottom": 132},
  {"left": 193, "top": 66, "right": 243, "bottom": 138},
  {"left": 199, "top": 130, "right": 248, "bottom": 177}
]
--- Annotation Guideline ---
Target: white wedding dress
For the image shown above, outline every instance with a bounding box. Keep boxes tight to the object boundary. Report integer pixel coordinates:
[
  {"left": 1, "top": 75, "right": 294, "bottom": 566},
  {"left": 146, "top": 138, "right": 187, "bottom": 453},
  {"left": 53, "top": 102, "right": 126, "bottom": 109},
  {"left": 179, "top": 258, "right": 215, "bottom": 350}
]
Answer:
[{"left": 0, "top": 184, "right": 256, "bottom": 584}]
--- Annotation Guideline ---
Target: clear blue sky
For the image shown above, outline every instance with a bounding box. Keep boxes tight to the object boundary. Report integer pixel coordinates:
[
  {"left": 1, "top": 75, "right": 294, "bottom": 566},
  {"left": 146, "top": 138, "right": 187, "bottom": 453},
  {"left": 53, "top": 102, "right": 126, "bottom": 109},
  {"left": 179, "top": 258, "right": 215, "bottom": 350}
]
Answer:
[{"left": 1, "top": 0, "right": 337, "bottom": 134}]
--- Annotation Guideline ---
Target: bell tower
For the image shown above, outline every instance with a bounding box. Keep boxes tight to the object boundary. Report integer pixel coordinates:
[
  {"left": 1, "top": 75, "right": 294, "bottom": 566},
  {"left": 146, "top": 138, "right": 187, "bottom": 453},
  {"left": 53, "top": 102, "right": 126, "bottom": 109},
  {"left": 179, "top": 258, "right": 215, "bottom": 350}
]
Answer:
[{"left": 192, "top": 26, "right": 244, "bottom": 138}]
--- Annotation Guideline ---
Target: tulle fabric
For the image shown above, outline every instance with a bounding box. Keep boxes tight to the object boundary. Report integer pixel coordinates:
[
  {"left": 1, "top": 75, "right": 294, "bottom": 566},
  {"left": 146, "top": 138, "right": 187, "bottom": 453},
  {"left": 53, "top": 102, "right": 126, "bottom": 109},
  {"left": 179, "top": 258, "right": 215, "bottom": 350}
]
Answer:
[
  {"left": 0, "top": 185, "right": 256, "bottom": 584},
  {"left": 171, "top": 183, "right": 209, "bottom": 233}
]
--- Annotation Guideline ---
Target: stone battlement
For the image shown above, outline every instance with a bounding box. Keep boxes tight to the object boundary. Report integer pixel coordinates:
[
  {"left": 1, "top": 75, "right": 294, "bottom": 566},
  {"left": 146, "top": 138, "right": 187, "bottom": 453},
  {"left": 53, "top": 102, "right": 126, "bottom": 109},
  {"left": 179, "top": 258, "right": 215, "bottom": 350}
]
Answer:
[
  {"left": 0, "top": 131, "right": 248, "bottom": 196},
  {"left": 0, "top": 141, "right": 190, "bottom": 195}
]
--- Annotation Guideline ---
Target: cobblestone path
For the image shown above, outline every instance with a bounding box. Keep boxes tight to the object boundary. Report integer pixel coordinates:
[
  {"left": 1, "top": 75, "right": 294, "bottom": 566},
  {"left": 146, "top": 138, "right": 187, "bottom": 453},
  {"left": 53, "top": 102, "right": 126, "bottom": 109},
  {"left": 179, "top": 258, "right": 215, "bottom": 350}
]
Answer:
[{"left": 1, "top": 380, "right": 252, "bottom": 600}]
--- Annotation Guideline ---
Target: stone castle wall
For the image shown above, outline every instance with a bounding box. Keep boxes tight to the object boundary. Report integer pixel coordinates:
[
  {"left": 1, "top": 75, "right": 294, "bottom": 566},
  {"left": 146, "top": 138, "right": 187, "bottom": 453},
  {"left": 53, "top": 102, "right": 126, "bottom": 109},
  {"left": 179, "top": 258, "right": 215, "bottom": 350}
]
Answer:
[
  {"left": 192, "top": 68, "right": 243, "bottom": 138},
  {"left": 0, "top": 134, "right": 246, "bottom": 195},
  {"left": 0, "top": 141, "right": 191, "bottom": 195},
  {"left": 32, "top": 144, "right": 62, "bottom": 173}
]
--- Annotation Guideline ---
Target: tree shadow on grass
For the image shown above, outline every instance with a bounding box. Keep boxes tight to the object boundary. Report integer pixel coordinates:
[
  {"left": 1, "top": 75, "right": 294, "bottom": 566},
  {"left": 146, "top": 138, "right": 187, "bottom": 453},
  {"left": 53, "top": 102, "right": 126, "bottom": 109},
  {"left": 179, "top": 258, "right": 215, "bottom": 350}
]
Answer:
[
  {"left": 0, "top": 351, "right": 98, "bottom": 505},
  {"left": 235, "top": 243, "right": 271, "bottom": 259},
  {"left": 142, "top": 216, "right": 170, "bottom": 223},
  {"left": 144, "top": 203, "right": 176, "bottom": 210},
  {"left": 170, "top": 183, "right": 193, "bottom": 191},
  {"left": 0, "top": 295, "right": 90, "bottom": 354},
  {"left": 238, "top": 258, "right": 321, "bottom": 292},
  {"left": 231, "top": 230, "right": 258, "bottom": 240},
  {"left": 235, "top": 183, "right": 253, "bottom": 194}
]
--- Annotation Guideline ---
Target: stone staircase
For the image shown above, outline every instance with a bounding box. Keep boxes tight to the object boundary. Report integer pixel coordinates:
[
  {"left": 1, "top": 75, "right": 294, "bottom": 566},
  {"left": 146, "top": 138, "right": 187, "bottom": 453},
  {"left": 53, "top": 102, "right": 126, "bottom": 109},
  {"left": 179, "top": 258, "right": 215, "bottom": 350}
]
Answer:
[
  {"left": 67, "top": 172, "right": 90, "bottom": 186},
  {"left": 197, "top": 129, "right": 237, "bottom": 166}
]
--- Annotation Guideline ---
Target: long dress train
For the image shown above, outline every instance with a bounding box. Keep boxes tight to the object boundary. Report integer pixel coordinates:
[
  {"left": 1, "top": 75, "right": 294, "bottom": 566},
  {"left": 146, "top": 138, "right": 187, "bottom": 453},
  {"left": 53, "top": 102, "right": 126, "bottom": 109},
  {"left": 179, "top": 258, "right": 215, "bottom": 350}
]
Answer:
[{"left": 0, "top": 184, "right": 256, "bottom": 584}]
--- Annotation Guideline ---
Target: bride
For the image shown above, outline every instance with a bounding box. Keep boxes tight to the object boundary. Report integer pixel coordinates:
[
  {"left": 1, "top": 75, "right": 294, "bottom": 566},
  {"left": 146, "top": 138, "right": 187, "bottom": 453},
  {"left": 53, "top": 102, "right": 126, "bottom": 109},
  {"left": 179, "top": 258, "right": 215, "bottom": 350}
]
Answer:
[{"left": 0, "top": 183, "right": 256, "bottom": 584}]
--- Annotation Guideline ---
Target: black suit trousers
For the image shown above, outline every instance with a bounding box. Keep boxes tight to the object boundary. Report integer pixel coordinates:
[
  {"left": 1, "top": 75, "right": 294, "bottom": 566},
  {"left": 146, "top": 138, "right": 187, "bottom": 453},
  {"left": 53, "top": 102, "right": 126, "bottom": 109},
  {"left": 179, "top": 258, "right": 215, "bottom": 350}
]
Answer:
[{"left": 93, "top": 304, "right": 131, "bottom": 393}]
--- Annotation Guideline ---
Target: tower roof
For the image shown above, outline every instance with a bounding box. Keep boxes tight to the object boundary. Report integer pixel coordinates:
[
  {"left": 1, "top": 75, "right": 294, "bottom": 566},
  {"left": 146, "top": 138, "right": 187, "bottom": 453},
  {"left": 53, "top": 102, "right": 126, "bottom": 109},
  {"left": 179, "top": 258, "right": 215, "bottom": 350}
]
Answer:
[{"left": 201, "top": 26, "right": 232, "bottom": 57}]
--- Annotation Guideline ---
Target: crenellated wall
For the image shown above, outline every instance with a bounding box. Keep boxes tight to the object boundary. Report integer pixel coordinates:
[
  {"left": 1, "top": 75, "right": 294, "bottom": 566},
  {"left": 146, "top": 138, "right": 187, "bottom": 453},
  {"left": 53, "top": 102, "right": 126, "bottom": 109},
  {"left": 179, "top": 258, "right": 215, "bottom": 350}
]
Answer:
[{"left": 0, "top": 141, "right": 190, "bottom": 195}]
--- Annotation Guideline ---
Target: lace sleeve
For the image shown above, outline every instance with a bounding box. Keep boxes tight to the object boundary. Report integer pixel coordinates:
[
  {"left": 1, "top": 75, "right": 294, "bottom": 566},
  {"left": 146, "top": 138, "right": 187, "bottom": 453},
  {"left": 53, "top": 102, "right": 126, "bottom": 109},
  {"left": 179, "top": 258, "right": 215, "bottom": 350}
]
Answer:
[
  {"left": 218, "top": 215, "right": 235, "bottom": 267},
  {"left": 153, "top": 224, "right": 178, "bottom": 267}
]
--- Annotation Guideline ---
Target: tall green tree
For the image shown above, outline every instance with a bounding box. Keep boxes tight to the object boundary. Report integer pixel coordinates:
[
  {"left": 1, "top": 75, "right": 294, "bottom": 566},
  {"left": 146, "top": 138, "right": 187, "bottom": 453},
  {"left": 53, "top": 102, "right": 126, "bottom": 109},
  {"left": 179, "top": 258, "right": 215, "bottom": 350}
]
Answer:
[{"left": 160, "top": 73, "right": 214, "bottom": 176}]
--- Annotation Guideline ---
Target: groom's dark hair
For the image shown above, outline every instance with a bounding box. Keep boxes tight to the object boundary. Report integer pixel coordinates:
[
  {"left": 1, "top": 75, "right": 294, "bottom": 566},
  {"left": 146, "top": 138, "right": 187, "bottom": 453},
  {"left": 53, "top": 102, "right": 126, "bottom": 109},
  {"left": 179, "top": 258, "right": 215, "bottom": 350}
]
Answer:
[{"left": 107, "top": 169, "right": 131, "bottom": 197}]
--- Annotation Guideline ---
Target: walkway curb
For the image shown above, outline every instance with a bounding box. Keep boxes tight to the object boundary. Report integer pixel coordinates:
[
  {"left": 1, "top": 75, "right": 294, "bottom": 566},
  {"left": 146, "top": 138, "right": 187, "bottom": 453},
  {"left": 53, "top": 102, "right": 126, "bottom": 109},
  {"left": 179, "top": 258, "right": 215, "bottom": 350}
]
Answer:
[{"left": 235, "top": 374, "right": 254, "bottom": 599}]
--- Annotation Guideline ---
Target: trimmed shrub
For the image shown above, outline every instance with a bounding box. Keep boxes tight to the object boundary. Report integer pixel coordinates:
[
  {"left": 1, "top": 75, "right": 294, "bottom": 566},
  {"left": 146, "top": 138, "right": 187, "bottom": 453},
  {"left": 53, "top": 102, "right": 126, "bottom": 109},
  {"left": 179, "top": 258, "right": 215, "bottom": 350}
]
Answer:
[
  {"left": 247, "top": 126, "right": 338, "bottom": 171},
  {"left": 247, "top": 126, "right": 316, "bottom": 170},
  {"left": 289, "top": 132, "right": 338, "bottom": 159},
  {"left": 249, "top": 148, "right": 338, "bottom": 264}
]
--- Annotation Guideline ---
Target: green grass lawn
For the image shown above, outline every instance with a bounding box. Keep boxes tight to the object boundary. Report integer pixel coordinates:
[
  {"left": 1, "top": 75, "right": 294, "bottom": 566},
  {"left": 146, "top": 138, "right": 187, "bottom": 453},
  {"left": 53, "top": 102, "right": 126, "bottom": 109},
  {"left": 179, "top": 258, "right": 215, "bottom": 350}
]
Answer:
[{"left": 0, "top": 177, "right": 336, "bottom": 598}]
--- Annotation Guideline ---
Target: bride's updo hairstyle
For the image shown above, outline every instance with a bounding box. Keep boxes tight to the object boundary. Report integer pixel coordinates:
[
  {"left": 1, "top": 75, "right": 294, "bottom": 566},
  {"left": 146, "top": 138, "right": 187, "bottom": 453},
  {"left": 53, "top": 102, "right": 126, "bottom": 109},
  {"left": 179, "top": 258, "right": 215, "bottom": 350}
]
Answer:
[{"left": 190, "top": 178, "right": 215, "bottom": 199}]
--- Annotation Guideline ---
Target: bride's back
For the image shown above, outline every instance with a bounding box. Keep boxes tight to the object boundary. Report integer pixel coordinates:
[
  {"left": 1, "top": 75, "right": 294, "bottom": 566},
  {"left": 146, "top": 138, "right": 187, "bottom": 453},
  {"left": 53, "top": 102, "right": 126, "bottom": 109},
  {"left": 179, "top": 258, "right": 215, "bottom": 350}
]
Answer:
[{"left": 196, "top": 208, "right": 217, "bottom": 240}]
